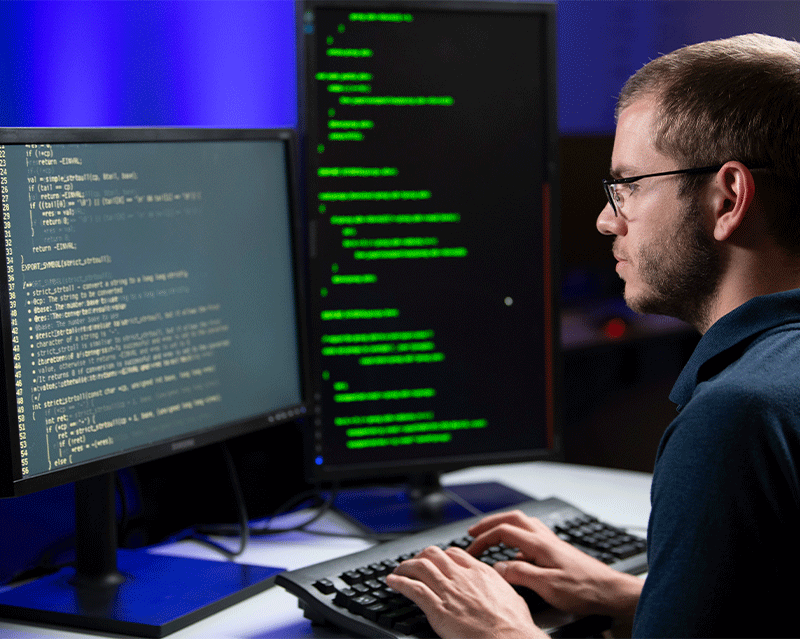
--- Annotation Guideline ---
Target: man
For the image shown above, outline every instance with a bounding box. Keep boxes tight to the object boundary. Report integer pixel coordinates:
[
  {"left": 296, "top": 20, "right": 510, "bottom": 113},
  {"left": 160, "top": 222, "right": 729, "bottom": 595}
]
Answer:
[{"left": 386, "top": 33, "right": 800, "bottom": 637}]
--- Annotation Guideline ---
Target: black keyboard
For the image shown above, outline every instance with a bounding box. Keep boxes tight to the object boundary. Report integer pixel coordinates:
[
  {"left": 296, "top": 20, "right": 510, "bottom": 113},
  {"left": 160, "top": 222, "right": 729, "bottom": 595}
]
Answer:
[{"left": 276, "top": 497, "right": 647, "bottom": 638}]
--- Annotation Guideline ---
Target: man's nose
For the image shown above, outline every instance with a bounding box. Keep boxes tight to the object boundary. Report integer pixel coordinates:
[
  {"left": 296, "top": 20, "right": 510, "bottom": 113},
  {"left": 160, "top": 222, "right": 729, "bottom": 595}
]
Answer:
[{"left": 596, "top": 201, "right": 624, "bottom": 236}]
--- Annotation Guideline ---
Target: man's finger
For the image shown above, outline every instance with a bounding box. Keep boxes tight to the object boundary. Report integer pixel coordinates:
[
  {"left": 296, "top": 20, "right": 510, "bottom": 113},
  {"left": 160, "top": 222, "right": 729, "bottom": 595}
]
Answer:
[
  {"left": 467, "top": 510, "right": 538, "bottom": 537},
  {"left": 386, "top": 572, "right": 438, "bottom": 604},
  {"left": 495, "top": 559, "right": 547, "bottom": 588},
  {"left": 467, "top": 523, "right": 553, "bottom": 561}
]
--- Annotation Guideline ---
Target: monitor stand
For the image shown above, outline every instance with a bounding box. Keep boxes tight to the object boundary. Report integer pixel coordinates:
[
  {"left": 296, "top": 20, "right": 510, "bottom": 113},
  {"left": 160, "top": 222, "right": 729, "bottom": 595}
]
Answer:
[
  {"left": 0, "top": 473, "right": 282, "bottom": 637},
  {"left": 333, "top": 473, "right": 534, "bottom": 534}
]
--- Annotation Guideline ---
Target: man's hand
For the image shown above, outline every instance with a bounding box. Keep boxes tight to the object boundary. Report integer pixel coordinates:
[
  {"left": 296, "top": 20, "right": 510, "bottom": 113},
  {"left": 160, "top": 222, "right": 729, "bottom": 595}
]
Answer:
[
  {"left": 386, "top": 544, "right": 548, "bottom": 639},
  {"left": 467, "top": 510, "right": 643, "bottom": 619}
]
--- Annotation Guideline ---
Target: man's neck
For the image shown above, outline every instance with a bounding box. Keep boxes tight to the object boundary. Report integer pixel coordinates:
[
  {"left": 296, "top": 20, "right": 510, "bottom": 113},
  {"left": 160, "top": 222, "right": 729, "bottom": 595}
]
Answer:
[{"left": 699, "top": 250, "right": 800, "bottom": 334}]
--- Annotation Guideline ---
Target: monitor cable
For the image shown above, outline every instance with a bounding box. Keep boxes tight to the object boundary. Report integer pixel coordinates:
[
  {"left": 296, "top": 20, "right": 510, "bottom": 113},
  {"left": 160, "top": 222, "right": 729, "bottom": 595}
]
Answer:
[
  {"left": 196, "top": 485, "right": 400, "bottom": 543},
  {"left": 196, "top": 488, "right": 337, "bottom": 539},
  {"left": 182, "top": 443, "right": 250, "bottom": 561}
]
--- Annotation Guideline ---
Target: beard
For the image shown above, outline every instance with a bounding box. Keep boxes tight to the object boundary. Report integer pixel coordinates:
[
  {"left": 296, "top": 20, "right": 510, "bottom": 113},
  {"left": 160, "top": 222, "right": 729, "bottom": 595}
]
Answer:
[{"left": 621, "top": 195, "right": 723, "bottom": 330}]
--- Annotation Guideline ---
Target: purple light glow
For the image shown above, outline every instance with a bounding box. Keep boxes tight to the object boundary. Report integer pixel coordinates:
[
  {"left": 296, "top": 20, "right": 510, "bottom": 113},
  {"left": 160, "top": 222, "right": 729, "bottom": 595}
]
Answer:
[{"left": 4, "top": 0, "right": 296, "bottom": 127}]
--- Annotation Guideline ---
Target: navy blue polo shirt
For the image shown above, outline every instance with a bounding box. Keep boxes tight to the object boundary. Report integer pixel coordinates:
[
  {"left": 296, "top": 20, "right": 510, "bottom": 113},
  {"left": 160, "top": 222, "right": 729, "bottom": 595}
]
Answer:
[{"left": 633, "top": 289, "right": 800, "bottom": 637}]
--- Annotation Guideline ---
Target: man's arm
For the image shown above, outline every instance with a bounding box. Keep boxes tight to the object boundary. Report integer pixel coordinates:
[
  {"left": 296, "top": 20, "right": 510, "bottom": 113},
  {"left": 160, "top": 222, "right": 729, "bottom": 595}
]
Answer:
[{"left": 632, "top": 383, "right": 800, "bottom": 637}]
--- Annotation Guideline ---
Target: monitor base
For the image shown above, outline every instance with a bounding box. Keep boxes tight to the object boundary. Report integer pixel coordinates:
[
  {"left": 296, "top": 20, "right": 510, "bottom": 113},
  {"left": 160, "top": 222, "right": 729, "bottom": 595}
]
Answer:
[
  {"left": 334, "top": 480, "right": 534, "bottom": 534},
  {"left": 0, "top": 549, "right": 282, "bottom": 637}
]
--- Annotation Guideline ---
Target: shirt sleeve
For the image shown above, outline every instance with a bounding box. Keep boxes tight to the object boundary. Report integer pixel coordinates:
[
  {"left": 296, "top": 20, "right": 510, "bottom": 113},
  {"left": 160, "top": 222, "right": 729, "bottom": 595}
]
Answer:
[{"left": 632, "top": 380, "right": 800, "bottom": 638}]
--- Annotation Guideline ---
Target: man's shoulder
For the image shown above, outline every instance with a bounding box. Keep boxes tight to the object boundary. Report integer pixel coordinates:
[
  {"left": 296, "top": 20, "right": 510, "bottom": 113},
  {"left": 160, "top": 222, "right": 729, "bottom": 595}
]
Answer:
[
  {"left": 661, "top": 325, "right": 800, "bottom": 462},
  {"left": 697, "top": 321, "right": 800, "bottom": 400}
]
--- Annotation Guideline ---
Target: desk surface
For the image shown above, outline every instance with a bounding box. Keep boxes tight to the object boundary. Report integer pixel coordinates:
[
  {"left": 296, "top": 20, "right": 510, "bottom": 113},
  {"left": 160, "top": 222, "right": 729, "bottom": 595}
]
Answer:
[{"left": 0, "top": 461, "right": 651, "bottom": 639}]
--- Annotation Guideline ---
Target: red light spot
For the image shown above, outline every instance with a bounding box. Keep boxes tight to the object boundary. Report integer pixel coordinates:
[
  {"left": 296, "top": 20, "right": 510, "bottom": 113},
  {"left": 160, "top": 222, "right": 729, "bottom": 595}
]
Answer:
[{"left": 602, "top": 318, "right": 627, "bottom": 339}]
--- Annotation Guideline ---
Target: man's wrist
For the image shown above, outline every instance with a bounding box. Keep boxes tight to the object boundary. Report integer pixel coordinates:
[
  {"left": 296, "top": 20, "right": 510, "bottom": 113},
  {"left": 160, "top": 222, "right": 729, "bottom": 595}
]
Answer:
[{"left": 598, "top": 572, "right": 643, "bottom": 620}]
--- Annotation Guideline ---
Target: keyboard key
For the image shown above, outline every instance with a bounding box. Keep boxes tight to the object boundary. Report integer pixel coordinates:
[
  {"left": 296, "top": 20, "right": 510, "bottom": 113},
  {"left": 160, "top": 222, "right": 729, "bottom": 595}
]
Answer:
[
  {"left": 340, "top": 570, "right": 362, "bottom": 585},
  {"left": 382, "top": 559, "right": 400, "bottom": 572},
  {"left": 348, "top": 594, "right": 379, "bottom": 614},
  {"left": 363, "top": 602, "right": 391, "bottom": 622},
  {"left": 357, "top": 566, "right": 376, "bottom": 579},
  {"left": 611, "top": 543, "right": 642, "bottom": 559},
  {"left": 451, "top": 536, "right": 472, "bottom": 549},
  {"left": 312, "top": 578, "right": 335, "bottom": 594},
  {"left": 333, "top": 588, "right": 356, "bottom": 608}
]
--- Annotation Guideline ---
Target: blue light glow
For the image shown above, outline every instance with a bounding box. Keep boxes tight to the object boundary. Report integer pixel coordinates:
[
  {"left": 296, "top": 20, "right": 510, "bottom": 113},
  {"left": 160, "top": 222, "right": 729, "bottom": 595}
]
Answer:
[
  {"left": 0, "top": 0, "right": 297, "bottom": 128},
  {"left": 0, "top": 3, "right": 797, "bottom": 142}
]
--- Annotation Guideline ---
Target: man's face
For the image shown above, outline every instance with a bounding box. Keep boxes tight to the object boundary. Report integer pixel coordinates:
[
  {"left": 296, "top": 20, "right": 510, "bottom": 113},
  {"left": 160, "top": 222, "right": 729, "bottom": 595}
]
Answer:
[{"left": 596, "top": 97, "right": 722, "bottom": 328}]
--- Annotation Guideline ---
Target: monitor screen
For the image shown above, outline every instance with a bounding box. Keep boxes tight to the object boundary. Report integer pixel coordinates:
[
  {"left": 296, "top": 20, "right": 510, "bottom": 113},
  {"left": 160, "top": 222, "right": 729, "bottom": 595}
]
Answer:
[
  {"left": 0, "top": 128, "right": 308, "bottom": 498},
  {"left": 299, "top": 1, "right": 561, "bottom": 495},
  {"left": 0, "top": 127, "right": 309, "bottom": 635}
]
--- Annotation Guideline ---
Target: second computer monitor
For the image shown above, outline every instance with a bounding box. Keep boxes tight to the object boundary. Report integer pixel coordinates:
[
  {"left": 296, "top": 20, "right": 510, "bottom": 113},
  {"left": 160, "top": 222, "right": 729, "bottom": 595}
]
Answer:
[{"left": 300, "top": 1, "right": 561, "bottom": 501}]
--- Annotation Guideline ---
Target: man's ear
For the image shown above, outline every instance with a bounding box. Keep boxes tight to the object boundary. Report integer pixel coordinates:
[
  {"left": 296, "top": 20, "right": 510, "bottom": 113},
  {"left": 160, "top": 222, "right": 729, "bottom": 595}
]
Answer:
[{"left": 710, "top": 161, "right": 756, "bottom": 242}]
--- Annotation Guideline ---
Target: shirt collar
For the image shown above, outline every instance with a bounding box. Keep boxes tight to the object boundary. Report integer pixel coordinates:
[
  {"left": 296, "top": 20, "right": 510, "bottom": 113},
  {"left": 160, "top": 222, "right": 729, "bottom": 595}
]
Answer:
[{"left": 670, "top": 288, "right": 800, "bottom": 410}]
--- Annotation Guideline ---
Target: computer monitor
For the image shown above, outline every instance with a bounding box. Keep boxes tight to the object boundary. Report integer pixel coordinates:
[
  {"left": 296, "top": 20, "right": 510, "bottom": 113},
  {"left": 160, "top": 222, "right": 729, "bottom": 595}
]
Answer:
[
  {"left": 298, "top": 1, "right": 561, "bottom": 531},
  {"left": 0, "top": 128, "right": 309, "bottom": 635}
]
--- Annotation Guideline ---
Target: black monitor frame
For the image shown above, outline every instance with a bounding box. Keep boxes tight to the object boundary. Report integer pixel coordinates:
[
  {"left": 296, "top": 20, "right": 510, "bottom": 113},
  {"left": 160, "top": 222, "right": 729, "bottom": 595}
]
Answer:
[
  {"left": 0, "top": 127, "right": 311, "bottom": 499},
  {"left": 297, "top": 0, "right": 562, "bottom": 522},
  {"left": 0, "top": 127, "right": 311, "bottom": 636}
]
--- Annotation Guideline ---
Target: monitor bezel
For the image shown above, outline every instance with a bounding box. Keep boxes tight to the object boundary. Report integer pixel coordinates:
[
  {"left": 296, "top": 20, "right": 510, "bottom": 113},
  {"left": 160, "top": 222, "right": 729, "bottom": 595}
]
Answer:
[
  {"left": 297, "top": 0, "right": 563, "bottom": 487},
  {"left": 0, "top": 127, "right": 311, "bottom": 497}
]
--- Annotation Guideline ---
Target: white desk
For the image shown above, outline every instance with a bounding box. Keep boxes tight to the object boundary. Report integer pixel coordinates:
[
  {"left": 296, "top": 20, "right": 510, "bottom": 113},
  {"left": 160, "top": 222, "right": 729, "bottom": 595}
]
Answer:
[{"left": 0, "top": 462, "right": 651, "bottom": 639}]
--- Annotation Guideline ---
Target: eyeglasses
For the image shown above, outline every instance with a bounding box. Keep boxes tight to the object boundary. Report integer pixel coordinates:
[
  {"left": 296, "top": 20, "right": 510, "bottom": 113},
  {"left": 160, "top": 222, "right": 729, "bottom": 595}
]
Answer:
[{"left": 602, "top": 164, "right": 723, "bottom": 216}]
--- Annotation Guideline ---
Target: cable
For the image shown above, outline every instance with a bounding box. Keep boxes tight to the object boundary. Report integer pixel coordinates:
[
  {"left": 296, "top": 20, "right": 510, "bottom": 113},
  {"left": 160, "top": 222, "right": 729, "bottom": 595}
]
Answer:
[
  {"left": 440, "top": 486, "right": 485, "bottom": 517},
  {"left": 183, "top": 443, "right": 250, "bottom": 561},
  {"left": 195, "top": 485, "right": 400, "bottom": 543},
  {"left": 114, "top": 470, "right": 130, "bottom": 544},
  {"left": 249, "top": 490, "right": 337, "bottom": 535},
  {"left": 245, "top": 485, "right": 404, "bottom": 540},
  {"left": 222, "top": 442, "right": 250, "bottom": 556},
  {"left": 197, "top": 488, "right": 337, "bottom": 538}
]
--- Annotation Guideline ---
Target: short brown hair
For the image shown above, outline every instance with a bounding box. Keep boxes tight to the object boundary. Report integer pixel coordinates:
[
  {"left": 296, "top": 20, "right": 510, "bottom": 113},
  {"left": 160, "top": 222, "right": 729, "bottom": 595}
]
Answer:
[{"left": 618, "top": 34, "right": 800, "bottom": 252}]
